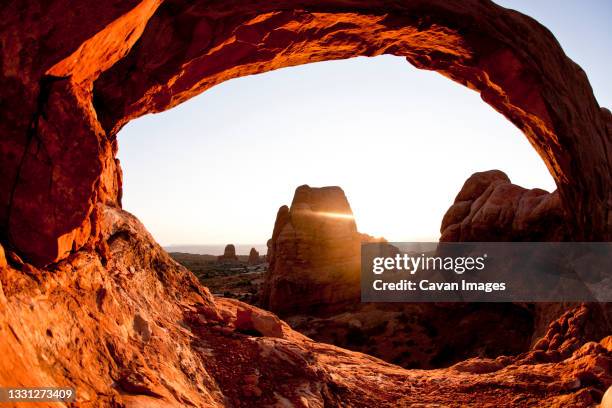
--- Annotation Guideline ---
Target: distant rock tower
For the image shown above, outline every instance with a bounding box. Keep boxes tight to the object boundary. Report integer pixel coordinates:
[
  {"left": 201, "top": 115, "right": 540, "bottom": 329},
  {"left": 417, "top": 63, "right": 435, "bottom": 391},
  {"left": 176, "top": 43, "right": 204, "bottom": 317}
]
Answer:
[
  {"left": 248, "top": 247, "right": 260, "bottom": 265},
  {"left": 217, "top": 244, "right": 238, "bottom": 262}
]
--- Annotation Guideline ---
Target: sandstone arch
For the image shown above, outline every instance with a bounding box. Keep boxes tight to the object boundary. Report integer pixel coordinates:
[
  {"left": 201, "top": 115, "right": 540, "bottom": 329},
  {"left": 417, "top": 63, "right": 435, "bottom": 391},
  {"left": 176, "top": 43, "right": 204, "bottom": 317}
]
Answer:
[
  {"left": 1, "top": 3, "right": 612, "bottom": 406},
  {"left": 1, "top": 0, "right": 610, "bottom": 266}
]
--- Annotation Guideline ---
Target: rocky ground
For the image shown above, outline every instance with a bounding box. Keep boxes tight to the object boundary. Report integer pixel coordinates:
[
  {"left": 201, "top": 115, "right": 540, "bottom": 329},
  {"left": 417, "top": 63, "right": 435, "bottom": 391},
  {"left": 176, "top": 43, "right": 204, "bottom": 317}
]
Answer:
[{"left": 1, "top": 206, "right": 610, "bottom": 407}]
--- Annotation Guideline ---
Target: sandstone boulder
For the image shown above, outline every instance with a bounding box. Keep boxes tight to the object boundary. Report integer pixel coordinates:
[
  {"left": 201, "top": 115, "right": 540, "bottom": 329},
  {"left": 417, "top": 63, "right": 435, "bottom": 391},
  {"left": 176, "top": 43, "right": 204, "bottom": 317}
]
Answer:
[{"left": 440, "top": 170, "right": 568, "bottom": 241}]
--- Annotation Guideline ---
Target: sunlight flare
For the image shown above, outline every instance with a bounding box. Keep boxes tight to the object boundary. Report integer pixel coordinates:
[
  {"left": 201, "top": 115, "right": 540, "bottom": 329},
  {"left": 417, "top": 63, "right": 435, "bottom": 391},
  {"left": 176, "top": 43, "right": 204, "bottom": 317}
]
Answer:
[{"left": 313, "top": 211, "right": 355, "bottom": 220}]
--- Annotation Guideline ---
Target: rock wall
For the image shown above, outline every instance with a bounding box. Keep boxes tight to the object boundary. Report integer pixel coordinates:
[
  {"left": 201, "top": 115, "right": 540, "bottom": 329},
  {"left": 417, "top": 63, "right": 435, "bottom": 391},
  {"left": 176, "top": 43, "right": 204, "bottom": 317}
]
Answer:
[
  {"left": 1, "top": 0, "right": 610, "bottom": 267},
  {"left": 440, "top": 170, "right": 568, "bottom": 242},
  {"left": 262, "top": 185, "right": 371, "bottom": 316}
]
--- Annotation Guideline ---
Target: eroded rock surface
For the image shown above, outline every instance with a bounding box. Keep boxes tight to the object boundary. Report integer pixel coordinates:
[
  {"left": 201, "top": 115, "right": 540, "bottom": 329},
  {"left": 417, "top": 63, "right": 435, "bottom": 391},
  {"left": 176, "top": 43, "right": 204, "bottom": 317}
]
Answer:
[
  {"left": 441, "top": 170, "right": 569, "bottom": 242},
  {"left": 261, "top": 185, "right": 538, "bottom": 368},
  {"left": 1, "top": 0, "right": 611, "bottom": 267},
  {"left": 262, "top": 185, "right": 372, "bottom": 316},
  {"left": 260, "top": 181, "right": 612, "bottom": 371},
  {"left": 1, "top": 0, "right": 611, "bottom": 406},
  {"left": 0, "top": 207, "right": 610, "bottom": 407}
]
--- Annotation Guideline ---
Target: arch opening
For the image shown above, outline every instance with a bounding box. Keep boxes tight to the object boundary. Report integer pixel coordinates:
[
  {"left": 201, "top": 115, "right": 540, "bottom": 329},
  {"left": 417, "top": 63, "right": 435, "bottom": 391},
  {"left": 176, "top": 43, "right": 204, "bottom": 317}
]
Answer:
[
  {"left": 2, "top": 1, "right": 612, "bottom": 404},
  {"left": 112, "top": 54, "right": 568, "bottom": 368},
  {"left": 2, "top": 0, "right": 609, "bottom": 266},
  {"left": 116, "top": 55, "right": 556, "bottom": 248}
]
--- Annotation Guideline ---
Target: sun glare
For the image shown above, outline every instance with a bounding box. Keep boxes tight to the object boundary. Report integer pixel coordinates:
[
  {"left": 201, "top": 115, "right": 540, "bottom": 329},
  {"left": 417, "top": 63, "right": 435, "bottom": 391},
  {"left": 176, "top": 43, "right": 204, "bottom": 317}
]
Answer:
[
  {"left": 118, "top": 55, "right": 557, "bottom": 246},
  {"left": 313, "top": 211, "right": 355, "bottom": 220}
]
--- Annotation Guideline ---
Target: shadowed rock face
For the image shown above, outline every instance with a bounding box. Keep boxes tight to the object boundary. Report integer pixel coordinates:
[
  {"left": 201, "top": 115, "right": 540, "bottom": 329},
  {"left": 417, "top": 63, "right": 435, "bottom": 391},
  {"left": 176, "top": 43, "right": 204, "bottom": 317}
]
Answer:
[
  {"left": 247, "top": 247, "right": 260, "bottom": 266},
  {"left": 218, "top": 244, "right": 238, "bottom": 262},
  {"left": 262, "top": 185, "right": 377, "bottom": 316},
  {"left": 261, "top": 184, "right": 601, "bottom": 370},
  {"left": 1, "top": 1, "right": 611, "bottom": 406},
  {"left": 441, "top": 170, "right": 568, "bottom": 242}
]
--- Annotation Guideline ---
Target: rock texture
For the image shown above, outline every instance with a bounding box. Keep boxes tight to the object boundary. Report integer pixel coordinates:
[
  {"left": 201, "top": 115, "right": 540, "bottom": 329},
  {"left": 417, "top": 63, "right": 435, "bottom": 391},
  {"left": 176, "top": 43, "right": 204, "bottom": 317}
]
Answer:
[
  {"left": 441, "top": 170, "right": 569, "bottom": 242},
  {"left": 262, "top": 185, "right": 382, "bottom": 316},
  {"left": 217, "top": 244, "right": 238, "bottom": 262},
  {"left": 1, "top": 0, "right": 612, "bottom": 406},
  {"left": 0, "top": 206, "right": 610, "bottom": 407},
  {"left": 287, "top": 302, "right": 535, "bottom": 369},
  {"left": 261, "top": 184, "right": 585, "bottom": 369},
  {"left": 1, "top": 0, "right": 610, "bottom": 267}
]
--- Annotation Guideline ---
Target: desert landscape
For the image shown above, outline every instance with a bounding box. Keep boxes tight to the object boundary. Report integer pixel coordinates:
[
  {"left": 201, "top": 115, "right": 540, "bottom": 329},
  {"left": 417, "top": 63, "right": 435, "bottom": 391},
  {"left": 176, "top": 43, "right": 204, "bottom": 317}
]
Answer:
[
  {"left": 1, "top": 0, "right": 611, "bottom": 407},
  {"left": 170, "top": 245, "right": 266, "bottom": 304}
]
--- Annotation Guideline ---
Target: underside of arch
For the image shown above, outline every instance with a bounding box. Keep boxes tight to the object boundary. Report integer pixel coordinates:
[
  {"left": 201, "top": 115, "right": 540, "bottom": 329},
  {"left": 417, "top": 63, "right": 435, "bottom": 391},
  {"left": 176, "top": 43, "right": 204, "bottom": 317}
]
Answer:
[{"left": 0, "top": 0, "right": 610, "bottom": 265}]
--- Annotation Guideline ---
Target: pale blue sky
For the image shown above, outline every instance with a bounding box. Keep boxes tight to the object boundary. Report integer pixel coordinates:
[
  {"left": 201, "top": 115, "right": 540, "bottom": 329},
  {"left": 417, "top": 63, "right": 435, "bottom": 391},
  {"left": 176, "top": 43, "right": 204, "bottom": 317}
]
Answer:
[{"left": 117, "top": 1, "right": 611, "bottom": 247}]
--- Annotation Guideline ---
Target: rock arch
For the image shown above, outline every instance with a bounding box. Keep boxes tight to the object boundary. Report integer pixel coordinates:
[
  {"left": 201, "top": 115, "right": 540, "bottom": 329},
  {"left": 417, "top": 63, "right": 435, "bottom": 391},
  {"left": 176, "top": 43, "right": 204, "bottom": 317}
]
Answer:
[{"left": 1, "top": 0, "right": 610, "bottom": 265}]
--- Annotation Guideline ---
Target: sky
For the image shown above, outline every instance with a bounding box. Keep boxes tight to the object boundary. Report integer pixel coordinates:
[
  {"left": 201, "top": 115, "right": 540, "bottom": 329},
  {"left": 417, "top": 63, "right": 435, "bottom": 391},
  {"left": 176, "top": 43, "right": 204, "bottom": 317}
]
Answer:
[{"left": 117, "top": 1, "right": 612, "bottom": 249}]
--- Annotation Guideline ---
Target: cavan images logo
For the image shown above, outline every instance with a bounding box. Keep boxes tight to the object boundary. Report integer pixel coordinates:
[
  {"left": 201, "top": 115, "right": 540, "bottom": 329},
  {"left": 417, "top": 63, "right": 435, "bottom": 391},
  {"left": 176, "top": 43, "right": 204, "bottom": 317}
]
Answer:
[{"left": 362, "top": 242, "right": 612, "bottom": 303}]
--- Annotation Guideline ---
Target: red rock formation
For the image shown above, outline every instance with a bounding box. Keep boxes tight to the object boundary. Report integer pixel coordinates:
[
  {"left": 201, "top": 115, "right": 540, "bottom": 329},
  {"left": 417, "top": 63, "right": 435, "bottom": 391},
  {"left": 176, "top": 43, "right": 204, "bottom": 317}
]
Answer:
[
  {"left": 262, "top": 185, "right": 554, "bottom": 369},
  {"left": 1, "top": 0, "right": 610, "bottom": 267},
  {"left": 438, "top": 170, "right": 612, "bottom": 351},
  {"left": 0, "top": 206, "right": 610, "bottom": 407},
  {"left": 1, "top": 0, "right": 611, "bottom": 406},
  {"left": 262, "top": 185, "right": 381, "bottom": 316},
  {"left": 247, "top": 247, "right": 260, "bottom": 266},
  {"left": 441, "top": 170, "right": 568, "bottom": 242},
  {"left": 217, "top": 244, "right": 238, "bottom": 262}
]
